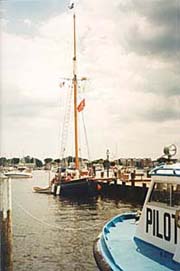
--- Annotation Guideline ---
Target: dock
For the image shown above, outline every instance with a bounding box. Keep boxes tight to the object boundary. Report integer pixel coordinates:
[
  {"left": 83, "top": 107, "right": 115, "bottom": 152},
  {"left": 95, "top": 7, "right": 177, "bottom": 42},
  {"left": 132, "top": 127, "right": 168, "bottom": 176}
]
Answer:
[
  {"left": 92, "top": 169, "right": 150, "bottom": 204},
  {"left": 96, "top": 178, "right": 149, "bottom": 204},
  {"left": 0, "top": 176, "right": 13, "bottom": 271}
]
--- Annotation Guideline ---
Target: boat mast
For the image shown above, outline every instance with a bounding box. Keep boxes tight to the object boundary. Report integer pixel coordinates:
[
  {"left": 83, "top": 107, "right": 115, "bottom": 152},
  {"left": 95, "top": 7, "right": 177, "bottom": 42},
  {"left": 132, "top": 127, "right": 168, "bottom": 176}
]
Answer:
[{"left": 73, "top": 13, "right": 79, "bottom": 169}]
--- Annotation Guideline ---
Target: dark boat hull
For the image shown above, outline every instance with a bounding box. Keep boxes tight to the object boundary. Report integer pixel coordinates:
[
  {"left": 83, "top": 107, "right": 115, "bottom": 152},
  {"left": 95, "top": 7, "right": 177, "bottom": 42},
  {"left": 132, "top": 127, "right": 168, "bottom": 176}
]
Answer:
[{"left": 60, "top": 178, "right": 100, "bottom": 197}]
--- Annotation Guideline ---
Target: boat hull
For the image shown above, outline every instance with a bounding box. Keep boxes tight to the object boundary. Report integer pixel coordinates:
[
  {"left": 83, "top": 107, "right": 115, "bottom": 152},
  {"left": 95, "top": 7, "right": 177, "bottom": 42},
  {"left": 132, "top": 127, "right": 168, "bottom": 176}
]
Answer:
[
  {"left": 60, "top": 178, "right": 100, "bottom": 197},
  {"left": 94, "top": 236, "right": 113, "bottom": 271},
  {"left": 93, "top": 213, "right": 180, "bottom": 271},
  {"left": 33, "top": 186, "right": 52, "bottom": 194},
  {"left": 4, "top": 172, "right": 32, "bottom": 178}
]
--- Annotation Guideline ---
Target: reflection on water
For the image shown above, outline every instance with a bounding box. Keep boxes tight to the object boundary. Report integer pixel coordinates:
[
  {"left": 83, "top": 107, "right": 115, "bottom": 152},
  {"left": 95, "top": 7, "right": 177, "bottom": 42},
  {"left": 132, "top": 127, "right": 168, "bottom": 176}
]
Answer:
[{"left": 12, "top": 171, "right": 137, "bottom": 271}]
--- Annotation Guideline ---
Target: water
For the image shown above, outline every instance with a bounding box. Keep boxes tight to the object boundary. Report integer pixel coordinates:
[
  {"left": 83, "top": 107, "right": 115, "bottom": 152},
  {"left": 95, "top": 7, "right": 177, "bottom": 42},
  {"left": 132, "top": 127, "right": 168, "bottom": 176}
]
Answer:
[{"left": 12, "top": 170, "right": 137, "bottom": 271}]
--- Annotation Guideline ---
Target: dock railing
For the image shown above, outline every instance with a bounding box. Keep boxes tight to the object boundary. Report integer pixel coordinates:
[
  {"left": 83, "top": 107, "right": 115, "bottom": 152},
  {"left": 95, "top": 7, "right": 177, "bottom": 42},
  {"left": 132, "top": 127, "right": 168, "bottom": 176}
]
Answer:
[{"left": 0, "top": 177, "right": 13, "bottom": 271}]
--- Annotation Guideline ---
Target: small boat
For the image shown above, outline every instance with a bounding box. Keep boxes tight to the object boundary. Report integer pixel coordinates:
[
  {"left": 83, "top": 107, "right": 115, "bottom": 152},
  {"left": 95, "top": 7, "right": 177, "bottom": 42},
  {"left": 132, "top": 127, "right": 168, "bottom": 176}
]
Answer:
[
  {"left": 33, "top": 186, "right": 52, "bottom": 194},
  {"left": 4, "top": 162, "right": 33, "bottom": 178},
  {"left": 4, "top": 170, "right": 32, "bottom": 178},
  {"left": 93, "top": 144, "right": 180, "bottom": 271}
]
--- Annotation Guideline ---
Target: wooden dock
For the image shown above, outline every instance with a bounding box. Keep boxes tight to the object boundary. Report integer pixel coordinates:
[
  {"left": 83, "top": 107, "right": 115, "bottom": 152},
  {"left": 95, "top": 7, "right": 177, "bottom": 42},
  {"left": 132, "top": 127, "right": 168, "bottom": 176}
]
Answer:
[
  {"left": 0, "top": 177, "right": 13, "bottom": 271},
  {"left": 93, "top": 177, "right": 150, "bottom": 204}
]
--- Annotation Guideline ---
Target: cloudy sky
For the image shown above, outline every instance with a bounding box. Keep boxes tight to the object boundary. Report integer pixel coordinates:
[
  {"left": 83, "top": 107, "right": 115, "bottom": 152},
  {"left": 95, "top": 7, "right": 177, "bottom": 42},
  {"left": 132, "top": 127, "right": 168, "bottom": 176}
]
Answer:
[{"left": 1, "top": 0, "right": 180, "bottom": 161}]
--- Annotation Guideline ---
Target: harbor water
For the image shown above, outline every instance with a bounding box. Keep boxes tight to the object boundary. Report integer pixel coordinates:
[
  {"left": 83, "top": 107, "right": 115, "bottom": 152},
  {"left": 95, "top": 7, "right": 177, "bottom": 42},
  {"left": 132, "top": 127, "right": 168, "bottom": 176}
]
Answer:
[{"left": 12, "top": 170, "right": 138, "bottom": 271}]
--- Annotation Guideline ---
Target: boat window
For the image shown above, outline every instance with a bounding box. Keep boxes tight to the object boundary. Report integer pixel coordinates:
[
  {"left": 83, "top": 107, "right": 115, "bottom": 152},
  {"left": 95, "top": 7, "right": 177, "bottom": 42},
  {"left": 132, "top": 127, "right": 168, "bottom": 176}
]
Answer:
[{"left": 149, "top": 183, "right": 180, "bottom": 207}]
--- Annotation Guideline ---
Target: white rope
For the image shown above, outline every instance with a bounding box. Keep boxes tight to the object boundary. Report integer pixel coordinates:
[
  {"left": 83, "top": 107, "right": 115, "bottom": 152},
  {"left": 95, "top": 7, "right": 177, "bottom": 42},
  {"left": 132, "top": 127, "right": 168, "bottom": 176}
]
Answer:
[
  {"left": 81, "top": 111, "right": 91, "bottom": 160},
  {"left": 78, "top": 79, "right": 91, "bottom": 161},
  {"left": 13, "top": 199, "right": 101, "bottom": 231}
]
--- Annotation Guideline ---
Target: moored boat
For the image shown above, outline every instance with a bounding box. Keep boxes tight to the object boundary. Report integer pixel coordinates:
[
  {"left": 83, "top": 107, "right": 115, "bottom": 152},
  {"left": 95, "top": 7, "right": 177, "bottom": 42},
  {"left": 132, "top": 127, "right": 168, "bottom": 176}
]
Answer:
[
  {"left": 4, "top": 170, "right": 32, "bottom": 178},
  {"left": 60, "top": 177, "right": 101, "bottom": 197},
  {"left": 93, "top": 145, "right": 180, "bottom": 270},
  {"left": 32, "top": 186, "right": 52, "bottom": 194},
  {"left": 53, "top": 4, "right": 100, "bottom": 198}
]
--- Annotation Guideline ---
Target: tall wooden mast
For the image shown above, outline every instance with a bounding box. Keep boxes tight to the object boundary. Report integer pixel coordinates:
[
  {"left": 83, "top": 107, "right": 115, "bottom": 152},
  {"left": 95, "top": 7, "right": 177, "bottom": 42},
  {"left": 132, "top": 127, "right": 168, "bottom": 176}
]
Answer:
[{"left": 73, "top": 13, "right": 79, "bottom": 169}]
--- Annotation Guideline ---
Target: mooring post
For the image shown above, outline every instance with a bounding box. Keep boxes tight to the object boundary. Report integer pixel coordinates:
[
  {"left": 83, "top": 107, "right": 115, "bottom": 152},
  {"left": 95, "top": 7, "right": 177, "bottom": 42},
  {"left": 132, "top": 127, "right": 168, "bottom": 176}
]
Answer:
[
  {"left": 0, "top": 177, "right": 13, "bottom": 271},
  {"left": 106, "top": 149, "right": 110, "bottom": 178}
]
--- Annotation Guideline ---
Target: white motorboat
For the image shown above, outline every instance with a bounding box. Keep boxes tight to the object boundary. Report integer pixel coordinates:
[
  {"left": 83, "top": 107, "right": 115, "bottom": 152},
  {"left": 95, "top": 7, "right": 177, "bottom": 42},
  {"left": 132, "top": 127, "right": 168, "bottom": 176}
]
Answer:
[
  {"left": 94, "top": 144, "right": 180, "bottom": 271},
  {"left": 4, "top": 169, "right": 32, "bottom": 178}
]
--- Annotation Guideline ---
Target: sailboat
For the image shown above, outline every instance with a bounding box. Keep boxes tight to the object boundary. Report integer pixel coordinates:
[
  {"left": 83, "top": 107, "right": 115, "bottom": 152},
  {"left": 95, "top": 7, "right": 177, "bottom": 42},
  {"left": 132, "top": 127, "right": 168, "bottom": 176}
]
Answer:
[{"left": 56, "top": 6, "right": 101, "bottom": 197}]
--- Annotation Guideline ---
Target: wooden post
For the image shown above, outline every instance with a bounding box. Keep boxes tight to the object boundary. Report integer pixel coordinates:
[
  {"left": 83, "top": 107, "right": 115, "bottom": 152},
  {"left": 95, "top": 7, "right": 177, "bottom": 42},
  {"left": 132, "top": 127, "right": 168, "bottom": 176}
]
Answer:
[{"left": 0, "top": 177, "right": 13, "bottom": 271}]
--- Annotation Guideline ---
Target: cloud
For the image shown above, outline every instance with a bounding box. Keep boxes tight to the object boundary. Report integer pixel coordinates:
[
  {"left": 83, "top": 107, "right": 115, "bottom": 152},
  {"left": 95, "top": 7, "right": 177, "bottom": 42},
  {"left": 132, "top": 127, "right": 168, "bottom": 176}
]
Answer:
[
  {"left": 0, "top": 18, "right": 9, "bottom": 28},
  {"left": 23, "top": 18, "right": 32, "bottom": 27},
  {"left": 1, "top": 0, "right": 180, "bottom": 159},
  {"left": 140, "top": 95, "right": 180, "bottom": 122},
  {"left": 113, "top": 0, "right": 180, "bottom": 59},
  {"left": 2, "top": 89, "right": 59, "bottom": 120}
]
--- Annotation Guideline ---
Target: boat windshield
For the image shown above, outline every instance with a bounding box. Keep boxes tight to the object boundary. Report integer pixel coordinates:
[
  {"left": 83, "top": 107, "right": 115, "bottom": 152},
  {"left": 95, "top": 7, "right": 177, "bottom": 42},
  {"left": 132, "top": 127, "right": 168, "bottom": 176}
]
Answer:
[{"left": 148, "top": 183, "right": 180, "bottom": 207}]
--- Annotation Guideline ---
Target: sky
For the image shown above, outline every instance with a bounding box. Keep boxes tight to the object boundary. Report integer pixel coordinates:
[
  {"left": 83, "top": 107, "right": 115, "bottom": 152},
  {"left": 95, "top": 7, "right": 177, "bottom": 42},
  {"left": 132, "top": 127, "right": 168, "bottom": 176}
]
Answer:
[{"left": 0, "top": 0, "right": 180, "bottom": 161}]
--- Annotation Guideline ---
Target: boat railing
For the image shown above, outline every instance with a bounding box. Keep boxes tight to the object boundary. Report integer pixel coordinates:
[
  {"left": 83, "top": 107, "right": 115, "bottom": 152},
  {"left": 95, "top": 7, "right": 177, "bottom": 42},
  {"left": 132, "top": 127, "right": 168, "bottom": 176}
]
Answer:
[
  {"left": 101, "top": 212, "right": 137, "bottom": 269},
  {"left": 150, "top": 165, "right": 180, "bottom": 176}
]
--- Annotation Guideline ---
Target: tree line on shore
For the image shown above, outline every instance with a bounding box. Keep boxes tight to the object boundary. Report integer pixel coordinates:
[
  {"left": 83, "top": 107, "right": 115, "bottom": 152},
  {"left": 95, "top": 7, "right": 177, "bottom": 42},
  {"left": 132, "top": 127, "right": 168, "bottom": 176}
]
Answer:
[
  {"left": 0, "top": 155, "right": 116, "bottom": 168},
  {"left": 1, "top": 155, "right": 167, "bottom": 169}
]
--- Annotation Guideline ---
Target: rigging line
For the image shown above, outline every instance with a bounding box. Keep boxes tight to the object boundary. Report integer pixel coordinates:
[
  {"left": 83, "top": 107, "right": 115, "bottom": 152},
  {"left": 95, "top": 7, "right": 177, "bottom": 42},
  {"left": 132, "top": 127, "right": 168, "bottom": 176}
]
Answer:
[
  {"left": 66, "top": 84, "right": 73, "bottom": 155},
  {"left": 59, "top": 89, "right": 67, "bottom": 161},
  {"left": 12, "top": 199, "right": 101, "bottom": 231},
  {"left": 78, "top": 79, "right": 90, "bottom": 161},
  {"left": 60, "top": 88, "right": 69, "bottom": 159},
  {"left": 60, "top": 83, "right": 73, "bottom": 160},
  {"left": 78, "top": 106, "right": 82, "bottom": 163},
  {"left": 81, "top": 111, "right": 91, "bottom": 161},
  {"left": 176, "top": 0, "right": 179, "bottom": 56},
  {"left": 78, "top": 81, "right": 86, "bottom": 164},
  {"left": 57, "top": 91, "right": 65, "bottom": 161}
]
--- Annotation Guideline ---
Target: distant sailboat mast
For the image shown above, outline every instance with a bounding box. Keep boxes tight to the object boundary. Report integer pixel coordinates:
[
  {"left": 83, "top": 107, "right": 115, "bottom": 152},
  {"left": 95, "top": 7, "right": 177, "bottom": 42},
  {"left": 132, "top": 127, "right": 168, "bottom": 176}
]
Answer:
[{"left": 72, "top": 12, "right": 79, "bottom": 169}]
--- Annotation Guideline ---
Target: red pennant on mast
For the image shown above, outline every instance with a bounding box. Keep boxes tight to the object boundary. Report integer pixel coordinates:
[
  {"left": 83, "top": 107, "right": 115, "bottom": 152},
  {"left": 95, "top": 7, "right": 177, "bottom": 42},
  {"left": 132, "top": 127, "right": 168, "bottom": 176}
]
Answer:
[{"left": 77, "top": 99, "right": 85, "bottom": 112}]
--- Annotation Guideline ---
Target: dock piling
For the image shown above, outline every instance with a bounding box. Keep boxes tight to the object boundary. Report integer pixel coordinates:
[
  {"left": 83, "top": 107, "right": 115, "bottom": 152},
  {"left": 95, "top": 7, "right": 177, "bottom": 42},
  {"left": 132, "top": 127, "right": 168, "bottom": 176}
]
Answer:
[{"left": 0, "top": 177, "right": 13, "bottom": 271}]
